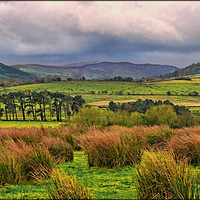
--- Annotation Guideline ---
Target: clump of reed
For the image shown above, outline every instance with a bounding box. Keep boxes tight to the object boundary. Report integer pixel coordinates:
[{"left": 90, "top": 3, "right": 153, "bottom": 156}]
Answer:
[
  {"left": 44, "top": 169, "right": 92, "bottom": 200},
  {"left": 79, "top": 127, "right": 143, "bottom": 168},
  {"left": 136, "top": 151, "right": 199, "bottom": 199},
  {"left": 0, "top": 146, "right": 22, "bottom": 186},
  {"left": 142, "top": 125, "right": 175, "bottom": 150},
  {"left": 0, "top": 139, "right": 55, "bottom": 184},
  {"left": 41, "top": 137, "right": 73, "bottom": 163},
  {"left": 168, "top": 131, "right": 200, "bottom": 166}
]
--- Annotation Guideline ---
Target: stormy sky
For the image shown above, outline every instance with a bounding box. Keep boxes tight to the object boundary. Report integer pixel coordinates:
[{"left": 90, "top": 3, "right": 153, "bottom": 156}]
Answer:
[{"left": 1, "top": 1, "right": 200, "bottom": 68}]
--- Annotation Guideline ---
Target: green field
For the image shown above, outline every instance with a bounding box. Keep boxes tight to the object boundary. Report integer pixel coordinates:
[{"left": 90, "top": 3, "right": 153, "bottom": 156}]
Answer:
[
  {"left": 0, "top": 120, "right": 61, "bottom": 128},
  {"left": 5, "top": 80, "right": 200, "bottom": 97}
]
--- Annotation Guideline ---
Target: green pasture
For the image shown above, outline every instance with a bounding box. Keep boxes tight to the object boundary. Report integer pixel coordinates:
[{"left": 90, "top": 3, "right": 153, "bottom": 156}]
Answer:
[
  {"left": 0, "top": 151, "right": 137, "bottom": 199},
  {"left": 4, "top": 80, "right": 200, "bottom": 97},
  {"left": 0, "top": 120, "right": 61, "bottom": 128},
  {"left": 1, "top": 80, "right": 200, "bottom": 105}
]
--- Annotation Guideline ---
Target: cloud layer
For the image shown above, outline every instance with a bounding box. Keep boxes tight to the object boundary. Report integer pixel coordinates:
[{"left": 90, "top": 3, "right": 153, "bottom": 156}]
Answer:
[{"left": 1, "top": 1, "right": 200, "bottom": 67}]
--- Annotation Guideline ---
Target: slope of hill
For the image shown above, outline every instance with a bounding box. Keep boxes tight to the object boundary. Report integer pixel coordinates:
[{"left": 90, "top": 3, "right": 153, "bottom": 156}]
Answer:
[
  {"left": 0, "top": 62, "right": 36, "bottom": 80},
  {"left": 12, "top": 62, "right": 178, "bottom": 80},
  {"left": 161, "top": 62, "right": 200, "bottom": 78}
]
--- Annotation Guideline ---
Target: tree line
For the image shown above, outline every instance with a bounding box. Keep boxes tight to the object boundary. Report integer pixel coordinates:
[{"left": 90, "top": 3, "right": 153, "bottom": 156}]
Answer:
[
  {"left": 0, "top": 90, "right": 85, "bottom": 121},
  {"left": 108, "top": 99, "right": 190, "bottom": 115}
]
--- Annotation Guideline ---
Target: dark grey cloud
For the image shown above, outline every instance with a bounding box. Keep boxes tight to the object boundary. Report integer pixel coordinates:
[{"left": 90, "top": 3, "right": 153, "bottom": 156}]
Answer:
[{"left": 1, "top": 1, "right": 200, "bottom": 68}]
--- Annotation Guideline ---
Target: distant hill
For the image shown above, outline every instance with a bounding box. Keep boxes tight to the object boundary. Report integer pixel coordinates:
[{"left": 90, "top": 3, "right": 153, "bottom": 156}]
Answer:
[
  {"left": 12, "top": 61, "right": 178, "bottom": 80},
  {"left": 161, "top": 62, "right": 200, "bottom": 78},
  {"left": 0, "top": 62, "right": 36, "bottom": 80}
]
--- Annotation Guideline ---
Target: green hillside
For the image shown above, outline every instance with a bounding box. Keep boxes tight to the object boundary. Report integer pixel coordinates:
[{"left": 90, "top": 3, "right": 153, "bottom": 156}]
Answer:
[
  {"left": 0, "top": 62, "right": 36, "bottom": 80},
  {"left": 161, "top": 62, "right": 200, "bottom": 78}
]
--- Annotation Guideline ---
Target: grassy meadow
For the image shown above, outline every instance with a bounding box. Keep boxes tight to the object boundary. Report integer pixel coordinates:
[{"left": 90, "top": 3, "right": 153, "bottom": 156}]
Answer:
[
  {"left": 0, "top": 126, "right": 199, "bottom": 199},
  {"left": 6, "top": 79, "right": 200, "bottom": 97},
  {"left": 0, "top": 79, "right": 200, "bottom": 199}
]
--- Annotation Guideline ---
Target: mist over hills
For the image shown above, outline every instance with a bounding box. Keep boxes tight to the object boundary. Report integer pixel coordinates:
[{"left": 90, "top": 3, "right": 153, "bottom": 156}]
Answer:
[{"left": 12, "top": 61, "right": 178, "bottom": 80}]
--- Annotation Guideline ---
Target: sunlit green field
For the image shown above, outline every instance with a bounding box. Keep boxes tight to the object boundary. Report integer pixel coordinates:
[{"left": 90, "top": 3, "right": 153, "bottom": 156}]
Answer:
[
  {"left": 4, "top": 79, "right": 200, "bottom": 97},
  {"left": 0, "top": 120, "right": 61, "bottom": 128}
]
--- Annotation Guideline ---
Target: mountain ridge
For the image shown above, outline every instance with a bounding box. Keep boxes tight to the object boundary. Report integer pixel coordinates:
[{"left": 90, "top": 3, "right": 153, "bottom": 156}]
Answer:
[{"left": 12, "top": 61, "right": 178, "bottom": 80}]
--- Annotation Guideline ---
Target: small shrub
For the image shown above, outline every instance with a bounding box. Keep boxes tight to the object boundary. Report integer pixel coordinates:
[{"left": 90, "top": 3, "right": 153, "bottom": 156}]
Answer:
[
  {"left": 136, "top": 151, "right": 199, "bottom": 199},
  {"left": 168, "top": 132, "right": 200, "bottom": 165},
  {"left": 41, "top": 137, "right": 73, "bottom": 163},
  {"left": 45, "top": 169, "right": 92, "bottom": 200}
]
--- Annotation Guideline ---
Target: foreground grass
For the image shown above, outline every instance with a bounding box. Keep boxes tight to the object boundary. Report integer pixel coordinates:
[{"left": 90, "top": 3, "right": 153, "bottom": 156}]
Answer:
[{"left": 0, "top": 151, "right": 137, "bottom": 199}]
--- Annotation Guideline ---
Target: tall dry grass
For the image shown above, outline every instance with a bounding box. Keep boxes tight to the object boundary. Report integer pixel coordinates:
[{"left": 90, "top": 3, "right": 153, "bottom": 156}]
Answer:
[
  {"left": 0, "top": 126, "right": 49, "bottom": 144},
  {"left": 105, "top": 125, "right": 174, "bottom": 150},
  {"left": 41, "top": 137, "right": 73, "bottom": 163},
  {"left": 6, "top": 140, "right": 55, "bottom": 181},
  {"left": 44, "top": 169, "right": 92, "bottom": 200},
  {"left": 168, "top": 131, "right": 200, "bottom": 166},
  {"left": 142, "top": 125, "right": 175, "bottom": 150},
  {"left": 136, "top": 151, "right": 199, "bottom": 199},
  {"left": 79, "top": 127, "right": 144, "bottom": 168},
  {"left": 0, "top": 146, "right": 22, "bottom": 186}
]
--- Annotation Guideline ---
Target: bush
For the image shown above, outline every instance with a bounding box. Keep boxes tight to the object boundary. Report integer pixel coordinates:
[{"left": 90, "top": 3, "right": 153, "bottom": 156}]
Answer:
[
  {"left": 45, "top": 169, "right": 92, "bottom": 200},
  {"left": 144, "top": 105, "right": 177, "bottom": 127},
  {"left": 69, "top": 107, "right": 144, "bottom": 128},
  {"left": 79, "top": 128, "right": 143, "bottom": 168},
  {"left": 168, "top": 132, "right": 200, "bottom": 166},
  {"left": 136, "top": 151, "right": 199, "bottom": 199},
  {"left": 130, "top": 112, "right": 144, "bottom": 126},
  {"left": 175, "top": 111, "right": 196, "bottom": 128},
  {"left": 110, "top": 111, "right": 143, "bottom": 127},
  {"left": 69, "top": 107, "right": 111, "bottom": 127},
  {"left": 41, "top": 137, "right": 73, "bottom": 163}
]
